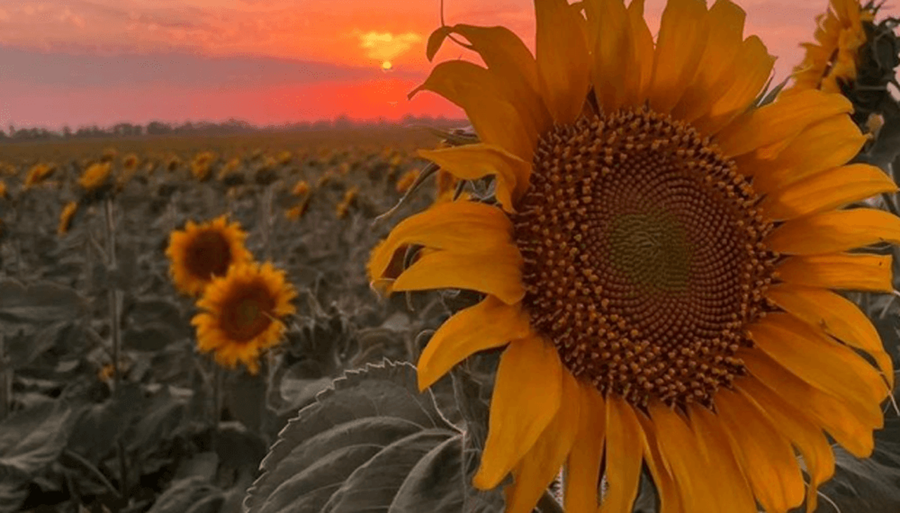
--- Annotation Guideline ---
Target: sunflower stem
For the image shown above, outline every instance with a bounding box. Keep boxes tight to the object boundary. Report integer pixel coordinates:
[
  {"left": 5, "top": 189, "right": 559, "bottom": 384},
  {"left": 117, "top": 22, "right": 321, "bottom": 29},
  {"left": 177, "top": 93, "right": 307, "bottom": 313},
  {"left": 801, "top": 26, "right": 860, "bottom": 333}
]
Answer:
[
  {"left": 211, "top": 363, "right": 222, "bottom": 451},
  {"left": 0, "top": 334, "right": 11, "bottom": 421},
  {"left": 103, "top": 196, "right": 128, "bottom": 500},
  {"left": 260, "top": 185, "right": 274, "bottom": 261}
]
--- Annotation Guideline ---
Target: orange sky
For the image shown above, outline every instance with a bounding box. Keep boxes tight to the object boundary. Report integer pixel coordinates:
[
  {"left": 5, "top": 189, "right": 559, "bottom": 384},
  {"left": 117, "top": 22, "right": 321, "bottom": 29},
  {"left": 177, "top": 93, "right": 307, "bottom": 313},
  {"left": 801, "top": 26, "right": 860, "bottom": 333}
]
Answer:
[{"left": 0, "top": 0, "right": 892, "bottom": 128}]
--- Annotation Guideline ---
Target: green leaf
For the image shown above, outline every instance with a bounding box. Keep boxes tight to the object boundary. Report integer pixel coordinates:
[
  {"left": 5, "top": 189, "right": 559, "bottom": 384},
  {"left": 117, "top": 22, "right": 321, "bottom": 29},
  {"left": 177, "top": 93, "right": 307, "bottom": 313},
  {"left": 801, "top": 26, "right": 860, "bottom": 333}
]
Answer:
[
  {"left": 68, "top": 382, "right": 143, "bottom": 464},
  {"left": 0, "top": 401, "right": 72, "bottom": 478},
  {"left": 147, "top": 476, "right": 222, "bottom": 513},
  {"left": 244, "top": 360, "right": 462, "bottom": 513},
  {"left": 814, "top": 416, "right": 900, "bottom": 512},
  {"left": 5, "top": 321, "right": 72, "bottom": 369},
  {"left": 0, "top": 280, "right": 88, "bottom": 327}
]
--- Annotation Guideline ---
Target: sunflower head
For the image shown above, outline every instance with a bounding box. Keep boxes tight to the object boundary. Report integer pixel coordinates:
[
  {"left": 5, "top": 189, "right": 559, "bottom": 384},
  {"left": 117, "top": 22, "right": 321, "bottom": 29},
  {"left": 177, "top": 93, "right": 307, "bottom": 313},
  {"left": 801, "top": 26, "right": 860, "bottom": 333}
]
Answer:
[
  {"left": 166, "top": 216, "right": 254, "bottom": 297},
  {"left": 191, "top": 262, "right": 297, "bottom": 374},
  {"left": 24, "top": 163, "right": 56, "bottom": 189},
  {"left": 58, "top": 201, "right": 79, "bottom": 236},
  {"left": 292, "top": 180, "right": 310, "bottom": 197},
  {"left": 336, "top": 187, "right": 358, "bottom": 219},
  {"left": 790, "top": 0, "right": 876, "bottom": 94},
  {"left": 122, "top": 153, "right": 140, "bottom": 171},
  {"left": 395, "top": 169, "right": 419, "bottom": 193},
  {"left": 0, "top": 180, "right": 7, "bottom": 199},
  {"left": 78, "top": 162, "right": 112, "bottom": 192},
  {"left": 368, "top": 0, "right": 897, "bottom": 511}
]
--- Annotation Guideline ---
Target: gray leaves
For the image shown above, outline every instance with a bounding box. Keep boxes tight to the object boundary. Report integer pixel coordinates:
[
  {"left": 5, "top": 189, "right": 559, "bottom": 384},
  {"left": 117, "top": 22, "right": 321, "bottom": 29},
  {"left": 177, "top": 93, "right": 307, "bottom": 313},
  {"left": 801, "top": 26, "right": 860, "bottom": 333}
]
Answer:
[{"left": 244, "top": 360, "right": 482, "bottom": 513}]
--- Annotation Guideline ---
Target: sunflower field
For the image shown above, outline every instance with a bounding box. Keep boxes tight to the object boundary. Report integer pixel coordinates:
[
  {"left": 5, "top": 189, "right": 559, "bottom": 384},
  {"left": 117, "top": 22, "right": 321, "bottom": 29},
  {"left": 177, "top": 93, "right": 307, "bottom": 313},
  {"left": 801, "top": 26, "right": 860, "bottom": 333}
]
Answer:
[{"left": 7, "top": 0, "right": 900, "bottom": 512}]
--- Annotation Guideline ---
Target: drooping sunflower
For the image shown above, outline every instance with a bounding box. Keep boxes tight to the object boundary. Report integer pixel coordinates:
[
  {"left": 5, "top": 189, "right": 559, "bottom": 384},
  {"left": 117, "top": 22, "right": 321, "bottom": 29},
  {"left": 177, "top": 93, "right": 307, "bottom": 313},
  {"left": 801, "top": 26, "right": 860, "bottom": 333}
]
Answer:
[
  {"left": 789, "top": 0, "right": 875, "bottom": 94},
  {"left": 78, "top": 162, "right": 112, "bottom": 192},
  {"left": 368, "top": 1, "right": 899, "bottom": 512},
  {"left": 192, "top": 262, "right": 297, "bottom": 374},
  {"left": 166, "top": 216, "right": 254, "bottom": 297},
  {"left": 23, "top": 163, "right": 56, "bottom": 189},
  {"left": 58, "top": 201, "right": 78, "bottom": 236}
]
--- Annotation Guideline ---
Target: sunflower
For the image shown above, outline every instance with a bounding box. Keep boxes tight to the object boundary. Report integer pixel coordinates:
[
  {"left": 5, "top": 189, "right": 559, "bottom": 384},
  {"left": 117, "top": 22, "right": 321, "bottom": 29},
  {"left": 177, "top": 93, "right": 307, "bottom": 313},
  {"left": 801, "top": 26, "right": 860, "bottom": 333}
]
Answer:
[
  {"left": 78, "top": 162, "right": 112, "bottom": 192},
  {"left": 192, "top": 262, "right": 297, "bottom": 373},
  {"left": 368, "top": 1, "right": 898, "bottom": 512},
  {"left": 58, "top": 201, "right": 78, "bottom": 236},
  {"left": 166, "top": 216, "right": 254, "bottom": 297},
  {"left": 23, "top": 163, "right": 56, "bottom": 189},
  {"left": 789, "top": 0, "right": 875, "bottom": 94},
  {"left": 0, "top": 180, "right": 7, "bottom": 199}
]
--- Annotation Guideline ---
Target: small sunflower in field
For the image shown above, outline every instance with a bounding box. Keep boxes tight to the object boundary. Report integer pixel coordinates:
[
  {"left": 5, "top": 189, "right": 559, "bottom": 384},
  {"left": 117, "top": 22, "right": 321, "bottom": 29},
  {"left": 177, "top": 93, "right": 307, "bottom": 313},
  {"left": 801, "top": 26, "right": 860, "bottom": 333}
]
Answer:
[
  {"left": 78, "top": 162, "right": 112, "bottom": 192},
  {"left": 0, "top": 180, "right": 7, "bottom": 199},
  {"left": 192, "top": 262, "right": 297, "bottom": 373},
  {"left": 122, "top": 153, "right": 140, "bottom": 171},
  {"left": 23, "top": 163, "right": 56, "bottom": 189},
  {"left": 166, "top": 216, "right": 254, "bottom": 297},
  {"left": 790, "top": 0, "right": 876, "bottom": 94},
  {"left": 369, "top": 0, "right": 898, "bottom": 512},
  {"left": 433, "top": 168, "right": 460, "bottom": 204},
  {"left": 336, "top": 186, "right": 358, "bottom": 219},
  {"left": 101, "top": 147, "right": 118, "bottom": 162},
  {"left": 166, "top": 155, "right": 182, "bottom": 172},
  {"left": 395, "top": 170, "right": 419, "bottom": 193},
  {"left": 285, "top": 198, "right": 310, "bottom": 221},
  {"left": 57, "top": 201, "right": 78, "bottom": 236},
  {"left": 191, "top": 151, "right": 217, "bottom": 181},
  {"left": 291, "top": 180, "right": 310, "bottom": 197},
  {"left": 277, "top": 150, "right": 293, "bottom": 166}
]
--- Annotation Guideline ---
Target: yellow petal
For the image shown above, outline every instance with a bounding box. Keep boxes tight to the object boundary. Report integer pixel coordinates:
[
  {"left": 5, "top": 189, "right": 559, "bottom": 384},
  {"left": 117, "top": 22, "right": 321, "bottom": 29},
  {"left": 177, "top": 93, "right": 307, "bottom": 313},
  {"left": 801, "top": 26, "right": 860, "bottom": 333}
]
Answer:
[
  {"left": 418, "top": 144, "right": 531, "bottom": 210},
  {"left": 776, "top": 253, "right": 893, "bottom": 293},
  {"left": 506, "top": 371, "right": 581, "bottom": 513},
  {"left": 564, "top": 384, "right": 606, "bottom": 513},
  {"left": 765, "top": 283, "right": 893, "bottom": 388},
  {"left": 692, "top": 35, "right": 774, "bottom": 137},
  {"left": 367, "top": 201, "right": 513, "bottom": 282},
  {"left": 767, "top": 209, "right": 900, "bottom": 255},
  {"left": 585, "top": 0, "right": 639, "bottom": 112},
  {"left": 736, "top": 379, "right": 835, "bottom": 513},
  {"left": 688, "top": 406, "right": 759, "bottom": 513},
  {"left": 392, "top": 246, "right": 525, "bottom": 305},
  {"left": 761, "top": 164, "right": 898, "bottom": 220},
  {"left": 410, "top": 60, "right": 537, "bottom": 160},
  {"left": 634, "top": 410, "right": 684, "bottom": 513},
  {"left": 535, "top": 0, "right": 591, "bottom": 124},
  {"left": 417, "top": 297, "right": 531, "bottom": 390},
  {"left": 647, "top": 0, "right": 709, "bottom": 114},
  {"left": 627, "top": 0, "right": 654, "bottom": 99},
  {"left": 715, "top": 89, "right": 853, "bottom": 158},
  {"left": 714, "top": 388, "right": 805, "bottom": 513},
  {"left": 673, "top": 0, "right": 746, "bottom": 123},
  {"left": 749, "top": 313, "right": 888, "bottom": 417},
  {"left": 752, "top": 115, "right": 867, "bottom": 193},
  {"left": 648, "top": 403, "right": 744, "bottom": 513},
  {"left": 599, "top": 395, "right": 645, "bottom": 513},
  {"left": 474, "top": 336, "right": 563, "bottom": 489},
  {"left": 448, "top": 24, "right": 552, "bottom": 136},
  {"left": 740, "top": 348, "right": 876, "bottom": 457}
]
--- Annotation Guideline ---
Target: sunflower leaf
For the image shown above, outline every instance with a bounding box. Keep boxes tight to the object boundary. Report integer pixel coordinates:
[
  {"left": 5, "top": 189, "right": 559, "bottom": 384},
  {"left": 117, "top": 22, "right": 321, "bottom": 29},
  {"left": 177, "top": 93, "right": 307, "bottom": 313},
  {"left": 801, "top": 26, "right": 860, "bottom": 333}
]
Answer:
[
  {"left": 0, "top": 280, "right": 87, "bottom": 328},
  {"left": 243, "top": 360, "right": 472, "bottom": 513},
  {"left": 813, "top": 416, "right": 900, "bottom": 512}
]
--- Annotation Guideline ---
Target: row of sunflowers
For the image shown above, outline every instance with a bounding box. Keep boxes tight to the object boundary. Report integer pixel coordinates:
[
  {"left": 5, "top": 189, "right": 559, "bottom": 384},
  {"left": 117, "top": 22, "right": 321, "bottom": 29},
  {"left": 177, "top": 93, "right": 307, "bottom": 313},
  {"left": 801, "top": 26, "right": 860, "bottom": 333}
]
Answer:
[{"left": 4, "top": 0, "right": 900, "bottom": 511}]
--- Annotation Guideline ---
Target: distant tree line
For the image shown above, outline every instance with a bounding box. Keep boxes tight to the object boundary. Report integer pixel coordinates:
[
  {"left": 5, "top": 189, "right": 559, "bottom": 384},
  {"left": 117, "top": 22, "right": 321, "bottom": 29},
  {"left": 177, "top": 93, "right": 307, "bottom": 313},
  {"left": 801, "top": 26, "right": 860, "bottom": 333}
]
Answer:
[{"left": 0, "top": 115, "right": 467, "bottom": 142}]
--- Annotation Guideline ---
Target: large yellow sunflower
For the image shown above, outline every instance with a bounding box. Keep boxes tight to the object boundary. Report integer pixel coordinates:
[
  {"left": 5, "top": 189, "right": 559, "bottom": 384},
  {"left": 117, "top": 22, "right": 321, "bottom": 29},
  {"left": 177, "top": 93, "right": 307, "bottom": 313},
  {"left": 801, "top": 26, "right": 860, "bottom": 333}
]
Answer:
[
  {"left": 368, "top": 1, "right": 899, "bottom": 512},
  {"left": 790, "top": 0, "right": 875, "bottom": 94},
  {"left": 166, "top": 216, "right": 253, "bottom": 297},
  {"left": 192, "top": 262, "right": 297, "bottom": 374}
]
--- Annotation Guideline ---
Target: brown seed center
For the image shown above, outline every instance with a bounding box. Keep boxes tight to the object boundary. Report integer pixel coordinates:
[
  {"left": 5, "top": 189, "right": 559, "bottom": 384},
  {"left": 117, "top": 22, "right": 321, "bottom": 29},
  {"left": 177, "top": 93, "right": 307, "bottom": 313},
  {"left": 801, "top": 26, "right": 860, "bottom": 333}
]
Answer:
[
  {"left": 220, "top": 282, "right": 276, "bottom": 342},
  {"left": 185, "top": 230, "right": 233, "bottom": 280},
  {"left": 512, "top": 108, "right": 777, "bottom": 409}
]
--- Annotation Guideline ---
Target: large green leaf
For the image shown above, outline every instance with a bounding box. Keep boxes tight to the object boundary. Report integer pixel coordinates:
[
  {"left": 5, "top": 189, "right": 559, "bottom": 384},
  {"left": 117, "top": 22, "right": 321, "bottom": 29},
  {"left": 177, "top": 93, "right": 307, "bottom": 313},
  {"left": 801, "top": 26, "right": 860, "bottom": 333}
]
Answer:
[
  {"left": 243, "top": 360, "right": 484, "bottom": 513},
  {"left": 0, "top": 280, "right": 88, "bottom": 327},
  {"left": 0, "top": 400, "right": 72, "bottom": 477}
]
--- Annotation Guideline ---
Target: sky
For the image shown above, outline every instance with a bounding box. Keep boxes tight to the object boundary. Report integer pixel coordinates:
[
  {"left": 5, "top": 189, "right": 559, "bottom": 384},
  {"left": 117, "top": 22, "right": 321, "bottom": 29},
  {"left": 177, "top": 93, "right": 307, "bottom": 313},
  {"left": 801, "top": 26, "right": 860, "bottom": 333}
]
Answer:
[{"left": 0, "top": 0, "right": 891, "bottom": 129}]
